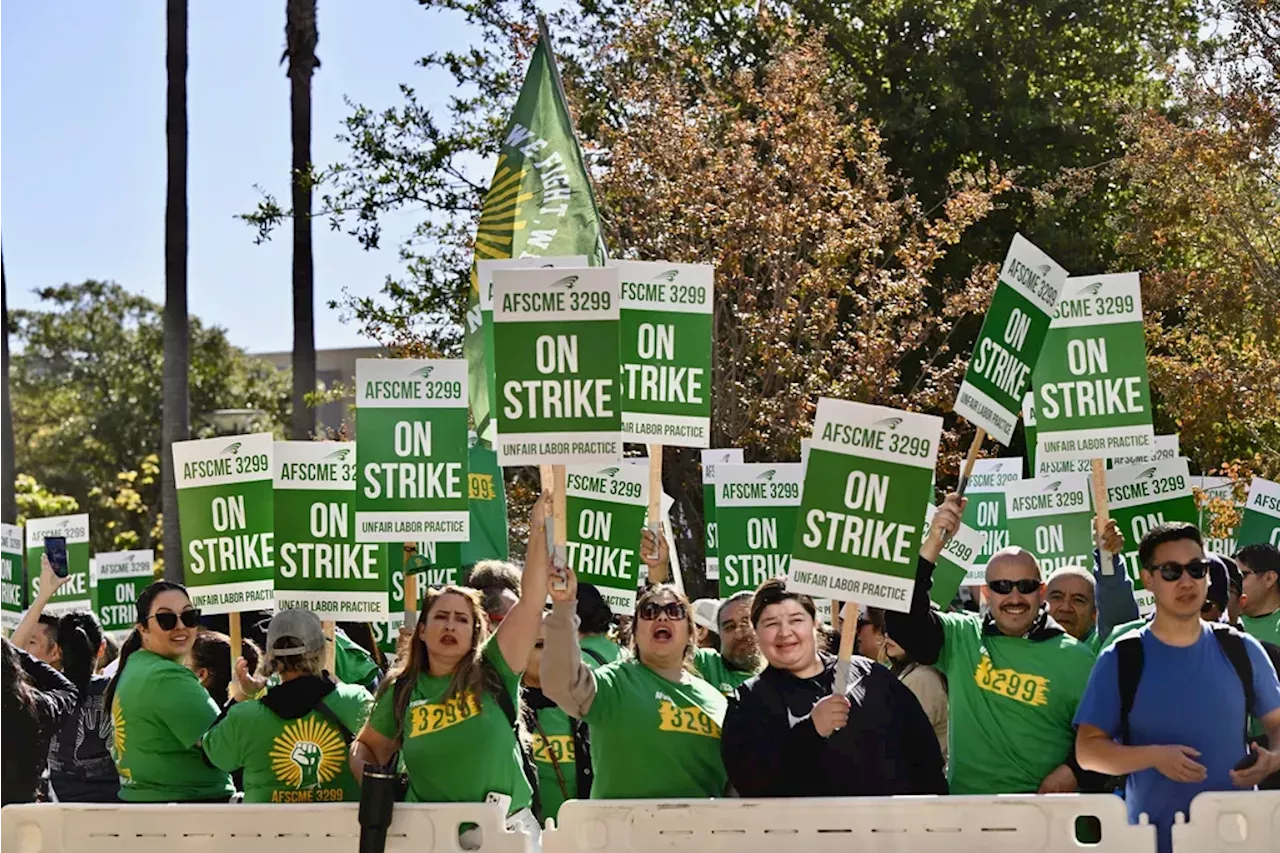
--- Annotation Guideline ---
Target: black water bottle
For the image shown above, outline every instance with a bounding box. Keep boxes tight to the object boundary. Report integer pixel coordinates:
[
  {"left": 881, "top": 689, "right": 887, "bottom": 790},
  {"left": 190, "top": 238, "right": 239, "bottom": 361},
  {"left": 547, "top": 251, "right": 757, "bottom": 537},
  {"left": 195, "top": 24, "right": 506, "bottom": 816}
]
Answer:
[{"left": 358, "top": 760, "right": 400, "bottom": 853}]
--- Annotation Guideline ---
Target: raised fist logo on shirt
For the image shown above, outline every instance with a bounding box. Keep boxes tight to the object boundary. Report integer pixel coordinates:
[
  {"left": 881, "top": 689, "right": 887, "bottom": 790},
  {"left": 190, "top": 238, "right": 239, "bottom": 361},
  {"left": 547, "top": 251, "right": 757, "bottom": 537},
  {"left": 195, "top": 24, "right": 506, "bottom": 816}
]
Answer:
[{"left": 291, "top": 741, "right": 323, "bottom": 790}]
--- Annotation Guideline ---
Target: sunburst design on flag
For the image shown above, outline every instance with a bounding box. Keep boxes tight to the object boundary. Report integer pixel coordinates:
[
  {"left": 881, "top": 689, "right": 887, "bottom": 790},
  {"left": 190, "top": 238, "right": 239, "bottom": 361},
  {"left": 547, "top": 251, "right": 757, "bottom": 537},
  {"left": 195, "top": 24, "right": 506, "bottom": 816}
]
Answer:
[{"left": 475, "top": 155, "right": 534, "bottom": 260}]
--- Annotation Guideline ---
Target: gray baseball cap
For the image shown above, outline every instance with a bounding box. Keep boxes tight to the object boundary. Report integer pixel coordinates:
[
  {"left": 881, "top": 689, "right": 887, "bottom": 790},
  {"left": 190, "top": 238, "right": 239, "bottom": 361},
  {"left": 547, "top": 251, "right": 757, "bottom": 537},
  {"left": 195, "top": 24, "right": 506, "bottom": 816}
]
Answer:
[{"left": 266, "top": 609, "right": 326, "bottom": 658}]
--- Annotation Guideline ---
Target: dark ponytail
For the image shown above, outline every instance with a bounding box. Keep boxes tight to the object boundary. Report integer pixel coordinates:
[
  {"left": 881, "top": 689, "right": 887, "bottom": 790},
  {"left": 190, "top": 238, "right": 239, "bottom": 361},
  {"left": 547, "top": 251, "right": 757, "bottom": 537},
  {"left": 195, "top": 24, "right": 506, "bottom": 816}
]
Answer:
[
  {"left": 56, "top": 610, "right": 104, "bottom": 693},
  {"left": 102, "top": 580, "right": 190, "bottom": 711}
]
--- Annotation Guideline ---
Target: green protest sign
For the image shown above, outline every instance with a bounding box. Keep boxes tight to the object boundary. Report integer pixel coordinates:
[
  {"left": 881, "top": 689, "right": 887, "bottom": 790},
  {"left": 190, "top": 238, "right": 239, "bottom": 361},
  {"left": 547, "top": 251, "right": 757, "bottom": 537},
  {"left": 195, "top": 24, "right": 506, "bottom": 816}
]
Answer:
[
  {"left": 462, "top": 435, "right": 510, "bottom": 565},
  {"left": 717, "top": 463, "right": 804, "bottom": 598},
  {"left": 961, "top": 458, "right": 1022, "bottom": 565},
  {"left": 1193, "top": 475, "right": 1241, "bottom": 556},
  {"left": 476, "top": 257, "right": 587, "bottom": 439},
  {"left": 275, "top": 441, "right": 389, "bottom": 620},
  {"left": 355, "top": 358, "right": 470, "bottom": 542},
  {"left": 1109, "top": 434, "right": 1179, "bottom": 469},
  {"left": 1004, "top": 475, "right": 1094, "bottom": 575},
  {"left": 375, "top": 541, "right": 464, "bottom": 653},
  {"left": 955, "top": 235, "right": 1068, "bottom": 446},
  {"left": 1237, "top": 477, "right": 1280, "bottom": 550},
  {"left": 173, "top": 433, "right": 275, "bottom": 614},
  {"left": 615, "top": 261, "right": 714, "bottom": 447},
  {"left": 565, "top": 462, "right": 648, "bottom": 613},
  {"left": 1032, "top": 273, "right": 1155, "bottom": 463},
  {"left": 26, "top": 514, "right": 92, "bottom": 616},
  {"left": 701, "top": 448, "right": 744, "bottom": 581},
  {"left": 788, "top": 400, "right": 942, "bottom": 611},
  {"left": 2, "top": 524, "right": 24, "bottom": 631},
  {"left": 1106, "top": 458, "right": 1198, "bottom": 615},
  {"left": 92, "top": 550, "right": 155, "bottom": 633},
  {"left": 492, "top": 267, "right": 622, "bottom": 465},
  {"left": 924, "top": 504, "right": 985, "bottom": 607}
]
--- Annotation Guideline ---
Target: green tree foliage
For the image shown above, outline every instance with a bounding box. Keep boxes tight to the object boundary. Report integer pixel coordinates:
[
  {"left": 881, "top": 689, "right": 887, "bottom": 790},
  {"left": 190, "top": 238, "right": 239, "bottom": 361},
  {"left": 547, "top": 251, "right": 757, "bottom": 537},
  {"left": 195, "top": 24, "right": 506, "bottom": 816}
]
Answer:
[{"left": 9, "top": 280, "right": 290, "bottom": 555}]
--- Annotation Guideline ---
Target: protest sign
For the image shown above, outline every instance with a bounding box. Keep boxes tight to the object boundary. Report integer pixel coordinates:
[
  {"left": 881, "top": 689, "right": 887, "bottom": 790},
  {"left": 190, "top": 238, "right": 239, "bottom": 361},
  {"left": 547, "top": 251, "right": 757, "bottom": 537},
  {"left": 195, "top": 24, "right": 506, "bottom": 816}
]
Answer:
[
  {"left": 924, "top": 504, "right": 985, "bottom": 607},
  {"left": 1031, "top": 273, "right": 1155, "bottom": 463},
  {"left": 701, "top": 449, "right": 744, "bottom": 581},
  {"left": 26, "top": 514, "right": 92, "bottom": 617},
  {"left": 173, "top": 433, "right": 275, "bottom": 614},
  {"left": 954, "top": 234, "right": 1068, "bottom": 446},
  {"left": 717, "top": 463, "right": 804, "bottom": 597},
  {"left": 492, "top": 267, "right": 622, "bottom": 465},
  {"left": 788, "top": 399, "right": 942, "bottom": 611},
  {"left": 1237, "top": 477, "right": 1280, "bottom": 549},
  {"left": 475, "top": 256, "right": 588, "bottom": 438},
  {"left": 375, "top": 541, "right": 463, "bottom": 653},
  {"left": 1109, "top": 434, "right": 1179, "bottom": 468},
  {"left": 274, "top": 441, "right": 389, "bottom": 620},
  {"left": 2, "top": 524, "right": 23, "bottom": 630},
  {"left": 355, "top": 359, "right": 469, "bottom": 543},
  {"left": 615, "top": 261, "right": 714, "bottom": 447},
  {"left": 1106, "top": 458, "right": 1198, "bottom": 615},
  {"left": 564, "top": 462, "right": 648, "bottom": 613},
  {"left": 961, "top": 458, "right": 1022, "bottom": 565},
  {"left": 1004, "top": 475, "right": 1094, "bottom": 575},
  {"left": 92, "top": 550, "right": 155, "bottom": 633}
]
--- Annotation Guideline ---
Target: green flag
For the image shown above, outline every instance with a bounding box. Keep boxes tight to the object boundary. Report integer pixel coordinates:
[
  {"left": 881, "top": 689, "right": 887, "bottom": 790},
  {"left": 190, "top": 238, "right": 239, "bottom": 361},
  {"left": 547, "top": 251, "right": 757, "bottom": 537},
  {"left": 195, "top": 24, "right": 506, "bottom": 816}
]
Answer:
[
  {"left": 463, "top": 36, "right": 607, "bottom": 446},
  {"left": 462, "top": 436, "right": 510, "bottom": 566}
]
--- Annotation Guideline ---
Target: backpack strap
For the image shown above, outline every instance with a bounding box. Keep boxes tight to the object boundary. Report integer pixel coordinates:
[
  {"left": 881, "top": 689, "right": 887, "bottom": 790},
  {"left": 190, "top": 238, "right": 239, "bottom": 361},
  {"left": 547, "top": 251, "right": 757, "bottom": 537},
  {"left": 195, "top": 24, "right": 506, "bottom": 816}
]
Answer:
[
  {"left": 582, "top": 646, "right": 608, "bottom": 667},
  {"left": 312, "top": 698, "right": 355, "bottom": 747},
  {"left": 1211, "top": 623, "right": 1255, "bottom": 743},
  {"left": 489, "top": 680, "right": 542, "bottom": 820},
  {"left": 1115, "top": 634, "right": 1145, "bottom": 746}
]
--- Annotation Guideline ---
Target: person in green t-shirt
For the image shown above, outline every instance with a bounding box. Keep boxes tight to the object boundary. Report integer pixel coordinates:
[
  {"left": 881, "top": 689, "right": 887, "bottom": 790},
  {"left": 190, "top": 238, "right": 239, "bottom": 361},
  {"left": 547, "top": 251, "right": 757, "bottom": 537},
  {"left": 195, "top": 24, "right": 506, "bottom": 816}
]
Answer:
[
  {"left": 522, "top": 621, "right": 587, "bottom": 824},
  {"left": 541, "top": 537, "right": 729, "bottom": 800},
  {"left": 576, "top": 583, "right": 624, "bottom": 669},
  {"left": 884, "top": 494, "right": 1100, "bottom": 796},
  {"left": 202, "top": 609, "right": 373, "bottom": 803},
  {"left": 1238, "top": 544, "right": 1280, "bottom": 647},
  {"left": 103, "top": 580, "right": 234, "bottom": 803},
  {"left": 693, "top": 591, "right": 763, "bottom": 696},
  {"left": 351, "top": 493, "right": 551, "bottom": 832},
  {"left": 333, "top": 626, "right": 382, "bottom": 690}
]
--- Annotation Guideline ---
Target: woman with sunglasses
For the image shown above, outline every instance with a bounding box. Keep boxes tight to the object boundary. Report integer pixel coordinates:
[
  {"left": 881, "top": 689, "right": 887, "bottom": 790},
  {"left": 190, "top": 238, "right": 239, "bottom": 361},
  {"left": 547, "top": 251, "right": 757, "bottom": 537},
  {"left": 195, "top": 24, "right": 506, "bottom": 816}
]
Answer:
[
  {"left": 541, "top": 530, "right": 729, "bottom": 799},
  {"left": 104, "top": 581, "right": 234, "bottom": 803}
]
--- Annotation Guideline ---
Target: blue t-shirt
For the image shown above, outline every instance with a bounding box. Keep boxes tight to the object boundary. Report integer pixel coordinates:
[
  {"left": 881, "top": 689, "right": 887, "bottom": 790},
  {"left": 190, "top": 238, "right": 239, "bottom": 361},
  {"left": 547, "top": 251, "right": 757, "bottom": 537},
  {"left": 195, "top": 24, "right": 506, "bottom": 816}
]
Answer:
[{"left": 1075, "top": 623, "right": 1280, "bottom": 853}]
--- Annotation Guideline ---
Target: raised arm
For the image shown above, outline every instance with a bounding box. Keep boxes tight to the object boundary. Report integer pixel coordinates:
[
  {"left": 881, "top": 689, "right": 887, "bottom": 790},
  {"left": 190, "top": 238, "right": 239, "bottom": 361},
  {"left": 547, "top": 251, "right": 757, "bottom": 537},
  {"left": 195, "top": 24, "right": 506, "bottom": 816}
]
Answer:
[
  {"left": 495, "top": 491, "right": 553, "bottom": 672},
  {"left": 1093, "top": 520, "right": 1138, "bottom": 644},
  {"left": 540, "top": 567, "right": 600, "bottom": 718},
  {"left": 15, "top": 643, "right": 80, "bottom": 732},
  {"left": 883, "top": 494, "right": 965, "bottom": 666},
  {"left": 11, "top": 554, "right": 71, "bottom": 651}
]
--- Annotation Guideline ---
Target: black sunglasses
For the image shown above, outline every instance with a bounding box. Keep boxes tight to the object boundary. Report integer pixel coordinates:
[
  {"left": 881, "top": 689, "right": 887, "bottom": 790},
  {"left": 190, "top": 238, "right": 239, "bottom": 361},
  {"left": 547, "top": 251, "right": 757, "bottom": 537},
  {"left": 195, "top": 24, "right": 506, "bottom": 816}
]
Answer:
[
  {"left": 638, "top": 601, "right": 687, "bottom": 621},
  {"left": 1150, "top": 559, "right": 1211, "bottom": 582},
  {"left": 987, "top": 579, "right": 1041, "bottom": 596},
  {"left": 148, "top": 609, "right": 201, "bottom": 631}
]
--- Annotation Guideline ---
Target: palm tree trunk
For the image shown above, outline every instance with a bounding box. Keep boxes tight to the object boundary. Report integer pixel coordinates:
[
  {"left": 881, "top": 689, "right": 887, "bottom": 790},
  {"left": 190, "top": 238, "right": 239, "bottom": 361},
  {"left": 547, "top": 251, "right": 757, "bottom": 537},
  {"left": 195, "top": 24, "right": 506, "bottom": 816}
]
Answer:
[
  {"left": 2, "top": 252, "right": 16, "bottom": 526},
  {"left": 286, "top": 0, "right": 319, "bottom": 440},
  {"left": 161, "top": 0, "right": 190, "bottom": 580}
]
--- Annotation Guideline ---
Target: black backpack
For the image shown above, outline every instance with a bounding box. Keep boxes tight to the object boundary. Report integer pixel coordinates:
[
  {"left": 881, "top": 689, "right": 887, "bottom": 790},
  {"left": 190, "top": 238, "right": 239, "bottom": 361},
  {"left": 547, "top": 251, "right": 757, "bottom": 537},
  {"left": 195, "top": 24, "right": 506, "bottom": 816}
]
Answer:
[{"left": 1115, "top": 622, "right": 1253, "bottom": 746}]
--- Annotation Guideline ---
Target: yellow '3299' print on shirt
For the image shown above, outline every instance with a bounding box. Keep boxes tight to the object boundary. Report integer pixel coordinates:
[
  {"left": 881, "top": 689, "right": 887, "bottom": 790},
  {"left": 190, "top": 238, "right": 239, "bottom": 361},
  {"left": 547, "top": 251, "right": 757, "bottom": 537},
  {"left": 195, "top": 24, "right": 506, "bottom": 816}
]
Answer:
[
  {"left": 656, "top": 698, "right": 722, "bottom": 738},
  {"left": 408, "top": 693, "right": 482, "bottom": 737},
  {"left": 974, "top": 656, "right": 1050, "bottom": 707}
]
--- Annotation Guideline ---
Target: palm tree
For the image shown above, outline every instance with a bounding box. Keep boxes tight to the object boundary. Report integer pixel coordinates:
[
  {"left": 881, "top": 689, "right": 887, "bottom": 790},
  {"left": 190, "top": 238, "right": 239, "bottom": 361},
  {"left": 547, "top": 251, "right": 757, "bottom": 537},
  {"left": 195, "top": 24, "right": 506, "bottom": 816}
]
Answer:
[
  {"left": 2, "top": 251, "right": 16, "bottom": 526},
  {"left": 161, "top": 0, "right": 190, "bottom": 580},
  {"left": 284, "top": 0, "right": 319, "bottom": 440}
]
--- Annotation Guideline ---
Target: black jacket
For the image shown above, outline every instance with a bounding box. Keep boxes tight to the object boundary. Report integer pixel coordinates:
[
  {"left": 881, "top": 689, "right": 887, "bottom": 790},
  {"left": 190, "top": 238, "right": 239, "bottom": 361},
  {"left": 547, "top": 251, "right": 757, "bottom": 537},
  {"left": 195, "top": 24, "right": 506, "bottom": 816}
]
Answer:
[
  {"left": 721, "top": 652, "right": 947, "bottom": 797},
  {"left": 2, "top": 647, "right": 79, "bottom": 805}
]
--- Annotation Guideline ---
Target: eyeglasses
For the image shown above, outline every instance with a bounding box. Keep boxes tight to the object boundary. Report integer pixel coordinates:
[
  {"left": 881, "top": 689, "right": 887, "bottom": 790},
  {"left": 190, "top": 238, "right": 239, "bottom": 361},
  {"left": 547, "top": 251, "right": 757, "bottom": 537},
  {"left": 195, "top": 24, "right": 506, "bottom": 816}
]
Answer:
[
  {"left": 638, "top": 601, "right": 687, "bottom": 621},
  {"left": 147, "top": 609, "right": 201, "bottom": 631},
  {"left": 987, "top": 579, "right": 1041, "bottom": 596},
  {"left": 1150, "top": 559, "right": 1211, "bottom": 582}
]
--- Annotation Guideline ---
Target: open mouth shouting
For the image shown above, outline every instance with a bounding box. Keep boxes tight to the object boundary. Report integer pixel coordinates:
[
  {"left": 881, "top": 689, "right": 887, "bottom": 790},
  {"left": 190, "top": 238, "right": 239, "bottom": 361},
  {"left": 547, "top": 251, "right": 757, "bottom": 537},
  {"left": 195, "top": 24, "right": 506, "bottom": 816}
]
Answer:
[{"left": 652, "top": 624, "right": 674, "bottom": 643}]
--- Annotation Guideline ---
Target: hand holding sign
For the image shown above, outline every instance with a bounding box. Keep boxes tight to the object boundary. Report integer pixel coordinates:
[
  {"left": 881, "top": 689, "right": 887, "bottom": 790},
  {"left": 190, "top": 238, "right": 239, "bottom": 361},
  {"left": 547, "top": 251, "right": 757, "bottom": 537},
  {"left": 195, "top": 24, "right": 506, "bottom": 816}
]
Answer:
[
  {"left": 547, "top": 564, "right": 578, "bottom": 604},
  {"left": 640, "top": 525, "right": 670, "bottom": 579},
  {"left": 922, "top": 494, "right": 967, "bottom": 562}
]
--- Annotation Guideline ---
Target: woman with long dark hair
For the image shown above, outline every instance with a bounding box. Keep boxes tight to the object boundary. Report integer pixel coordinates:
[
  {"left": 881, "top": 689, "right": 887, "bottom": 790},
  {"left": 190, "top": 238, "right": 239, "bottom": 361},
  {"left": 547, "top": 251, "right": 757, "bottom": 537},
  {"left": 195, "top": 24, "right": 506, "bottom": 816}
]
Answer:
[
  {"left": 350, "top": 493, "right": 550, "bottom": 832},
  {"left": 105, "top": 580, "right": 234, "bottom": 802},
  {"left": 1, "top": 636, "right": 79, "bottom": 804},
  {"left": 188, "top": 629, "right": 262, "bottom": 706}
]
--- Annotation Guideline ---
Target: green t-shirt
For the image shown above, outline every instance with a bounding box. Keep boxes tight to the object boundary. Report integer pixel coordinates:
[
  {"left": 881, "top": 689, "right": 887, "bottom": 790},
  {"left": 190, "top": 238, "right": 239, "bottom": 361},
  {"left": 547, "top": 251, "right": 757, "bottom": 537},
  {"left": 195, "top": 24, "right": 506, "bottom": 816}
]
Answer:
[
  {"left": 935, "top": 612, "right": 1096, "bottom": 794},
  {"left": 580, "top": 633, "right": 623, "bottom": 669},
  {"left": 584, "top": 659, "right": 728, "bottom": 799},
  {"left": 111, "top": 649, "right": 234, "bottom": 802},
  {"left": 693, "top": 648, "right": 758, "bottom": 696},
  {"left": 1080, "top": 626, "right": 1101, "bottom": 655},
  {"left": 369, "top": 639, "right": 531, "bottom": 811},
  {"left": 335, "top": 629, "right": 381, "bottom": 688},
  {"left": 1100, "top": 618, "right": 1150, "bottom": 651},
  {"left": 1241, "top": 611, "right": 1280, "bottom": 647},
  {"left": 530, "top": 703, "right": 576, "bottom": 823},
  {"left": 202, "top": 682, "right": 373, "bottom": 804}
]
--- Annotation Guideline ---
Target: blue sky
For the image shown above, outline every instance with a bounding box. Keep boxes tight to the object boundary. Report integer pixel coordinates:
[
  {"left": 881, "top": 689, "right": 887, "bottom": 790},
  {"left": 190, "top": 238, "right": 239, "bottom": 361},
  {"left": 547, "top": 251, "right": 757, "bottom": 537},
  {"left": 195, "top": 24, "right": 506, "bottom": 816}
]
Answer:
[{"left": 3, "top": 1, "right": 478, "bottom": 353}]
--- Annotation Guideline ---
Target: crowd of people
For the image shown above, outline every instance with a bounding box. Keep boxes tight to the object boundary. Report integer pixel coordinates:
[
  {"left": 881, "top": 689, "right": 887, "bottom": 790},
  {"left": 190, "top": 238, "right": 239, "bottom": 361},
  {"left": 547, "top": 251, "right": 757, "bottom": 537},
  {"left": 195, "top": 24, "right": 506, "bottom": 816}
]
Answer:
[{"left": 3, "top": 490, "right": 1279, "bottom": 853}]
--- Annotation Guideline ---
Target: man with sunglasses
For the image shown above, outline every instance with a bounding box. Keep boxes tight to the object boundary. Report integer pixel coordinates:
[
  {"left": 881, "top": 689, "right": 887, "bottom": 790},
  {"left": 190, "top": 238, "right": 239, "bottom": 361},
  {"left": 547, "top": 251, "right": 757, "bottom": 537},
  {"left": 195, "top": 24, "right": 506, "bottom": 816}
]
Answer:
[
  {"left": 1075, "top": 523, "right": 1280, "bottom": 853},
  {"left": 884, "top": 493, "right": 1099, "bottom": 796},
  {"left": 1237, "top": 543, "right": 1280, "bottom": 647}
]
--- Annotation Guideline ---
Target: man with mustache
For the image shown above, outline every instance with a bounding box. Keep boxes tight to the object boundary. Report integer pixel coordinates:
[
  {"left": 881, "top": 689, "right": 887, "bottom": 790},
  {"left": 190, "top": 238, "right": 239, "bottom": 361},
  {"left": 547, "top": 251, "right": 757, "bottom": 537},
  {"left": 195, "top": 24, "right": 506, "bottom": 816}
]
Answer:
[
  {"left": 885, "top": 493, "right": 1099, "bottom": 795},
  {"left": 694, "top": 592, "right": 764, "bottom": 696}
]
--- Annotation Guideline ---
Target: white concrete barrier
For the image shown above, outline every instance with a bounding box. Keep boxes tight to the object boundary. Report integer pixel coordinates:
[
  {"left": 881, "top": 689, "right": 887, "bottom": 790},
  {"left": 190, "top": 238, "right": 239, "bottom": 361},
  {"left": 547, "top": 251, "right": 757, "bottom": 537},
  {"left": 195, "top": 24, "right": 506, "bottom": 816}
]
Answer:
[
  {"left": 543, "top": 794, "right": 1154, "bottom": 853},
  {"left": 1171, "top": 790, "right": 1280, "bottom": 853},
  {"left": 0, "top": 802, "right": 538, "bottom": 853}
]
